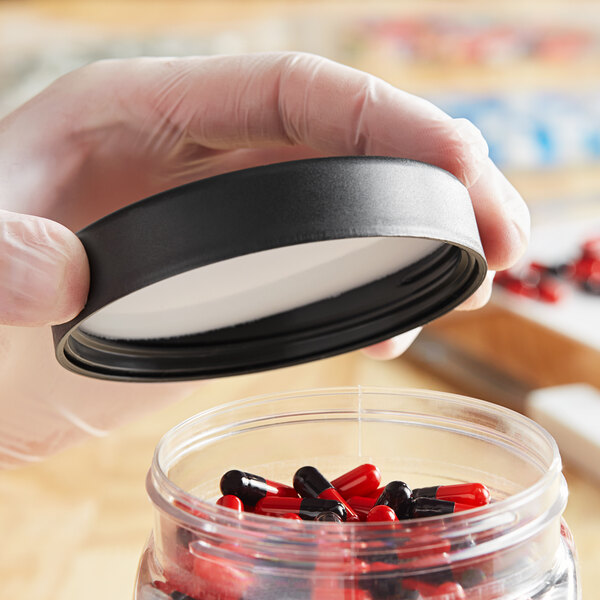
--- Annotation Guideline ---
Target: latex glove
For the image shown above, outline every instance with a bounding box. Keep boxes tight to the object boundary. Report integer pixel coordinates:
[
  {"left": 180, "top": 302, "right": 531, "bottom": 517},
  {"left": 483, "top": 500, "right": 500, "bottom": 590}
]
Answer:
[{"left": 0, "top": 53, "right": 529, "bottom": 467}]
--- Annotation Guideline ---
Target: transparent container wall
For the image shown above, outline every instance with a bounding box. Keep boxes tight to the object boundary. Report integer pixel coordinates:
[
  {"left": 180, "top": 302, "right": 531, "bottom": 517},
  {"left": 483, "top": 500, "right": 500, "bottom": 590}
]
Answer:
[
  {"left": 167, "top": 390, "right": 546, "bottom": 501},
  {"left": 136, "top": 388, "right": 579, "bottom": 600}
]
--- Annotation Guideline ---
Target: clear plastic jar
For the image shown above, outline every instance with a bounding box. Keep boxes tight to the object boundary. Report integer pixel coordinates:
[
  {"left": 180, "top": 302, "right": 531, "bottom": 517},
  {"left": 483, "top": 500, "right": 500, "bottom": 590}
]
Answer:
[{"left": 135, "top": 387, "right": 579, "bottom": 599}]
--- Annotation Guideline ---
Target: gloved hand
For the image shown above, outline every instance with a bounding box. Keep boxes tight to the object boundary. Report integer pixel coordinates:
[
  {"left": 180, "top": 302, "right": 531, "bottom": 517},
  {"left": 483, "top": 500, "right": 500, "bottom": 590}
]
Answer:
[{"left": 0, "top": 52, "right": 529, "bottom": 467}]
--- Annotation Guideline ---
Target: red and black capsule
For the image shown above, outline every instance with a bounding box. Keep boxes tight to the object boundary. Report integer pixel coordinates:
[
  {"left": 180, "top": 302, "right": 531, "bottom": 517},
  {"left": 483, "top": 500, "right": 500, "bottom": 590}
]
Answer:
[
  {"left": 412, "top": 483, "right": 490, "bottom": 507},
  {"left": 294, "top": 466, "right": 360, "bottom": 521},
  {"left": 255, "top": 496, "right": 347, "bottom": 521},
  {"left": 331, "top": 464, "right": 382, "bottom": 499},
  {"left": 220, "top": 470, "right": 298, "bottom": 506},
  {"left": 410, "top": 497, "right": 471, "bottom": 518},
  {"left": 375, "top": 481, "right": 412, "bottom": 520}
]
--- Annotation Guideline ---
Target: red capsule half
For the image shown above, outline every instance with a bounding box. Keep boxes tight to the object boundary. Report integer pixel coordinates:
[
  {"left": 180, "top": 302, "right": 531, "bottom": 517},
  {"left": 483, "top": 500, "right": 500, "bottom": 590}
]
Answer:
[
  {"left": 294, "top": 466, "right": 360, "bottom": 521},
  {"left": 538, "top": 278, "right": 564, "bottom": 303},
  {"left": 283, "top": 513, "right": 302, "bottom": 520},
  {"left": 396, "top": 534, "right": 451, "bottom": 559},
  {"left": 347, "top": 496, "right": 376, "bottom": 520},
  {"left": 505, "top": 278, "right": 539, "bottom": 298},
  {"left": 216, "top": 495, "right": 244, "bottom": 511},
  {"left": 574, "top": 256, "right": 600, "bottom": 279},
  {"left": 365, "top": 486, "right": 385, "bottom": 499},
  {"left": 311, "top": 559, "right": 371, "bottom": 600},
  {"left": 366, "top": 505, "right": 398, "bottom": 522},
  {"left": 435, "top": 582, "right": 467, "bottom": 599},
  {"left": 331, "top": 464, "right": 382, "bottom": 499},
  {"left": 582, "top": 236, "right": 600, "bottom": 258},
  {"left": 412, "top": 483, "right": 490, "bottom": 506},
  {"left": 191, "top": 551, "right": 252, "bottom": 600}
]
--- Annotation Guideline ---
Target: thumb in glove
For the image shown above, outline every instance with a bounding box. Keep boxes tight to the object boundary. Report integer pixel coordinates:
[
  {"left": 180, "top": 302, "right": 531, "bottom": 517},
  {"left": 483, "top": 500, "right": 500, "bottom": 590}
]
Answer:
[{"left": 0, "top": 209, "right": 89, "bottom": 326}]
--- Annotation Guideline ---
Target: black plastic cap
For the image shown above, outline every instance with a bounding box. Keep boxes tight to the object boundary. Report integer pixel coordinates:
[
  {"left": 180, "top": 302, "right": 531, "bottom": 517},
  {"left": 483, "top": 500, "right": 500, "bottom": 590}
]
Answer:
[{"left": 52, "top": 157, "right": 487, "bottom": 382}]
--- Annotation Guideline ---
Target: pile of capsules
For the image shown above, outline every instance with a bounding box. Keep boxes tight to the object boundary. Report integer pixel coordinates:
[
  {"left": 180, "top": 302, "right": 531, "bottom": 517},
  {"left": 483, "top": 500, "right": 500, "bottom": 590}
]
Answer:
[
  {"left": 494, "top": 236, "right": 600, "bottom": 302},
  {"left": 156, "top": 465, "right": 493, "bottom": 600},
  {"left": 217, "top": 465, "right": 490, "bottom": 523}
]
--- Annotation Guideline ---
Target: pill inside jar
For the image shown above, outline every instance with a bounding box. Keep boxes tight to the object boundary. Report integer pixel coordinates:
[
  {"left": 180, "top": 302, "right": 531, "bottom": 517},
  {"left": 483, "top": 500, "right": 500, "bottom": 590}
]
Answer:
[{"left": 136, "top": 388, "right": 578, "bottom": 600}]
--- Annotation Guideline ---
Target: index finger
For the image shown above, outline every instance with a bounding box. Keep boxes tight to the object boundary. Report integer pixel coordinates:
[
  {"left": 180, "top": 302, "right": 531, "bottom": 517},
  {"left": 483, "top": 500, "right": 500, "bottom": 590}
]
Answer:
[{"left": 78, "top": 52, "right": 530, "bottom": 270}]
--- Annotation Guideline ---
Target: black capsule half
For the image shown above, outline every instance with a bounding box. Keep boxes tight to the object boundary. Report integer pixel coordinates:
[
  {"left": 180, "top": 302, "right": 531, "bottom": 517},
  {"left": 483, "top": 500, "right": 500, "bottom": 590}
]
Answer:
[
  {"left": 293, "top": 466, "right": 332, "bottom": 497},
  {"left": 220, "top": 469, "right": 297, "bottom": 506},
  {"left": 410, "top": 497, "right": 456, "bottom": 518},
  {"left": 294, "top": 465, "right": 360, "bottom": 521},
  {"left": 296, "top": 498, "right": 348, "bottom": 522},
  {"left": 175, "top": 526, "right": 197, "bottom": 549},
  {"left": 375, "top": 481, "right": 412, "bottom": 520},
  {"left": 458, "top": 568, "right": 487, "bottom": 588},
  {"left": 411, "top": 485, "right": 440, "bottom": 499},
  {"left": 255, "top": 496, "right": 347, "bottom": 521}
]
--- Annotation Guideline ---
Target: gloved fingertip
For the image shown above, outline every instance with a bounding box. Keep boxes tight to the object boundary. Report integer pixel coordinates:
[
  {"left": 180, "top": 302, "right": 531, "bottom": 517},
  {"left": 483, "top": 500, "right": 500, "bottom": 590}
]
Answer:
[
  {"left": 455, "top": 270, "right": 495, "bottom": 311},
  {"left": 451, "top": 118, "right": 490, "bottom": 189},
  {"left": 48, "top": 222, "right": 90, "bottom": 325},
  {"left": 479, "top": 190, "right": 530, "bottom": 272},
  {"left": 466, "top": 158, "right": 530, "bottom": 272},
  {"left": 0, "top": 212, "right": 90, "bottom": 327}
]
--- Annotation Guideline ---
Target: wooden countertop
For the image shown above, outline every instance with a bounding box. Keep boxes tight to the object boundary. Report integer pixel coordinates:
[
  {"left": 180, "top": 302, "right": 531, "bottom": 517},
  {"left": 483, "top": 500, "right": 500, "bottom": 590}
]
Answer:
[{"left": 1, "top": 351, "right": 598, "bottom": 599}]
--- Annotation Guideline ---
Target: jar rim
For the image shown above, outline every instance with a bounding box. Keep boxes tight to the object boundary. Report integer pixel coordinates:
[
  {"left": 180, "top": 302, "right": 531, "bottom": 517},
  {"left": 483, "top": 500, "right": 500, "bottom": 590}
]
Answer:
[{"left": 148, "top": 386, "right": 565, "bottom": 566}]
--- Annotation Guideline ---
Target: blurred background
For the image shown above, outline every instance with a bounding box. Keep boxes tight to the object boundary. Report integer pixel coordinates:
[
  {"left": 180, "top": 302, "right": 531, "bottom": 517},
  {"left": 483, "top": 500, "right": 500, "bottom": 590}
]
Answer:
[{"left": 1, "top": 1, "right": 599, "bottom": 598}]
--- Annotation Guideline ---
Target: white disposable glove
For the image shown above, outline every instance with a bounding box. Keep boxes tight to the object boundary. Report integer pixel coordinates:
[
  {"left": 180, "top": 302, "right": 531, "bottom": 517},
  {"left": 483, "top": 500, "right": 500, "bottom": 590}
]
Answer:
[{"left": 0, "top": 53, "right": 529, "bottom": 468}]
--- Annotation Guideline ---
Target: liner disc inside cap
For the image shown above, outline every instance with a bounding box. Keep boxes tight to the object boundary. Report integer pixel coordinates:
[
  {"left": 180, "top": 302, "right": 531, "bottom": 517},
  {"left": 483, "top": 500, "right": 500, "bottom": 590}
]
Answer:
[{"left": 52, "top": 157, "right": 487, "bottom": 382}]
